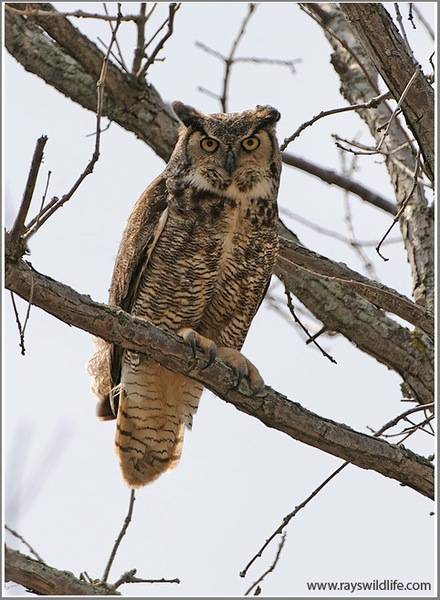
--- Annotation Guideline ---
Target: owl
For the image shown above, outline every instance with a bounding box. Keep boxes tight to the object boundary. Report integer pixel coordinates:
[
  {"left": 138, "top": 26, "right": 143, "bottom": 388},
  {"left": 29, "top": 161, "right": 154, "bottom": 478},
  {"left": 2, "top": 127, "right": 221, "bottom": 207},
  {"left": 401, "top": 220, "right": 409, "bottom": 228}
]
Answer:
[{"left": 89, "top": 102, "right": 282, "bottom": 487}]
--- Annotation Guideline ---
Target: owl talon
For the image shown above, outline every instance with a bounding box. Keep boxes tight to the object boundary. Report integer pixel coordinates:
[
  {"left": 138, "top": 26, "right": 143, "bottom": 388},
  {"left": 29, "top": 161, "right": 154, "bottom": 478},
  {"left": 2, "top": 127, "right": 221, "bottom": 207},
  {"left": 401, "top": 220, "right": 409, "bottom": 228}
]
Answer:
[
  {"left": 217, "top": 347, "right": 265, "bottom": 393},
  {"left": 201, "top": 345, "right": 217, "bottom": 369},
  {"left": 189, "top": 337, "right": 198, "bottom": 359},
  {"left": 234, "top": 363, "right": 247, "bottom": 388},
  {"left": 178, "top": 328, "right": 218, "bottom": 368}
]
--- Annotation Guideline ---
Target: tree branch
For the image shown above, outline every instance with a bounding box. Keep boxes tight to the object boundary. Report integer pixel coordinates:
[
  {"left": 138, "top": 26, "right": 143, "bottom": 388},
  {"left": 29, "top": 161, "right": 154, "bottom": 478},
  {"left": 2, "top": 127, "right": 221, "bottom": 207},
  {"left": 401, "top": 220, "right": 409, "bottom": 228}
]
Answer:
[
  {"left": 102, "top": 490, "right": 136, "bottom": 583},
  {"left": 280, "top": 91, "right": 390, "bottom": 150},
  {"left": 5, "top": 547, "right": 118, "bottom": 596},
  {"left": 9, "top": 135, "right": 47, "bottom": 252},
  {"left": 306, "top": 3, "right": 434, "bottom": 314},
  {"left": 278, "top": 236, "right": 433, "bottom": 338},
  {"left": 281, "top": 152, "right": 396, "bottom": 215},
  {"left": 339, "top": 3, "right": 434, "bottom": 181},
  {"left": 276, "top": 222, "right": 433, "bottom": 406},
  {"left": 137, "top": 3, "right": 180, "bottom": 79},
  {"left": 4, "top": 252, "right": 434, "bottom": 498},
  {"left": 5, "top": 3, "right": 179, "bottom": 161}
]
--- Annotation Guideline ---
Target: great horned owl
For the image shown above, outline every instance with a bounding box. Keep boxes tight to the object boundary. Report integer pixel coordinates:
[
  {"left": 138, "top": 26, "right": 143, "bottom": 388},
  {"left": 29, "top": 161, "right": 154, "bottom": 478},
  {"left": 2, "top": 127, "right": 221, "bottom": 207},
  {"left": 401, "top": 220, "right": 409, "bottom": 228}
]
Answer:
[{"left": 89, "top": 102, "right": 282, "bottom": 487}]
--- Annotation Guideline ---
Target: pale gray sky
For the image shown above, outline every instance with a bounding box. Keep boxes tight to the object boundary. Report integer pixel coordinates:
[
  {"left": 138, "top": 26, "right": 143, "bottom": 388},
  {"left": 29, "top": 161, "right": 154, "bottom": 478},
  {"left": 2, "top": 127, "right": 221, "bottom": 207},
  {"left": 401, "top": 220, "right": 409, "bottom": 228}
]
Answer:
[{"left": 4, "top": 2, "right": 436, "bottom": 597}]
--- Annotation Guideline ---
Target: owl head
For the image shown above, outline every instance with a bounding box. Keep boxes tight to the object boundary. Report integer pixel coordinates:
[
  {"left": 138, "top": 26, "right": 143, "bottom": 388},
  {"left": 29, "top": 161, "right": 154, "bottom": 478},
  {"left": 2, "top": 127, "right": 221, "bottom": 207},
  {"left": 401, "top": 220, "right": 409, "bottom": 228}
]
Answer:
[{"left": 169, "top": 102, "right": 282, "bottom": 199}]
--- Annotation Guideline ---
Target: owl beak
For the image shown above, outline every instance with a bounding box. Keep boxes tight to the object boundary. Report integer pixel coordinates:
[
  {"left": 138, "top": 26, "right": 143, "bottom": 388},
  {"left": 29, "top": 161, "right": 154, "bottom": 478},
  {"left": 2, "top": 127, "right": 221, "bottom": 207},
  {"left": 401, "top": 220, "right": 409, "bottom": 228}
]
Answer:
[{"left": 224, "top": 149, "right": 236, "bottom": 176}]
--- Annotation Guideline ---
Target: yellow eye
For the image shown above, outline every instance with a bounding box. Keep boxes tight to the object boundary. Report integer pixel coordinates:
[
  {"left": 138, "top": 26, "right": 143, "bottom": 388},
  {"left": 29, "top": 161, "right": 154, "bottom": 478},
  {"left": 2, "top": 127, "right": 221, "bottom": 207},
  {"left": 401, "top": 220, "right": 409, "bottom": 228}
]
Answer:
[
  {"left": 241, "top": 136, "right": 260, "bottom": 151},
  {"left": 200, "top": 137, "right": 219, "bottom": 152}
]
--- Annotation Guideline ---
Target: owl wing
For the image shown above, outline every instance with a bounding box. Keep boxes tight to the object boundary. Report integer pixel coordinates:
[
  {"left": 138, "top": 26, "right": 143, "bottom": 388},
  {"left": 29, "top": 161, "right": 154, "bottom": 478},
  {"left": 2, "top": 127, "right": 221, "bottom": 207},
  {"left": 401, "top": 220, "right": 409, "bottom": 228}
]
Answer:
[
  {"left": 109, "top": 174, "right": 168, "bottom": 310},
  {"left": 89, "top": 174, "right": 169, "bottom": 419}
]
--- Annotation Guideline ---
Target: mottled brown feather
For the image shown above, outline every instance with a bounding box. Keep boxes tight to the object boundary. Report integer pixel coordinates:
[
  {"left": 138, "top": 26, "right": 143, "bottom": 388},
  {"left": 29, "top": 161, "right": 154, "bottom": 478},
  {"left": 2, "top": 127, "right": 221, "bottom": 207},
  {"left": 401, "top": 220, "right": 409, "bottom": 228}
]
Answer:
[{"left": 89, "top": 103, "right": 281, "bottom": 486}]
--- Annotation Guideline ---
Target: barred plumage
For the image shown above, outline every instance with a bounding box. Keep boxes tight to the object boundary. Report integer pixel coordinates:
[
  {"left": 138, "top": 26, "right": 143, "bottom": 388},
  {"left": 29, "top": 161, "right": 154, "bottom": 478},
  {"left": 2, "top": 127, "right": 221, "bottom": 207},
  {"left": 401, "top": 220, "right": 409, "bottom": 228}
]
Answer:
[{"left": 89, "top": 102, "right": 282, "bottom": 487}]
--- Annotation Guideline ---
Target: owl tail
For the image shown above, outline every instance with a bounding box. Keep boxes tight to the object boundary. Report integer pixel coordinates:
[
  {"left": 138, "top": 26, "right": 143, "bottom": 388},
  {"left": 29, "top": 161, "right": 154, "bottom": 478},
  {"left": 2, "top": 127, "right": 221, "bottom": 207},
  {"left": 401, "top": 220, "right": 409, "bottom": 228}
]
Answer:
[{"left": 116, "top": 358, "right": 203, "bottom": 487}]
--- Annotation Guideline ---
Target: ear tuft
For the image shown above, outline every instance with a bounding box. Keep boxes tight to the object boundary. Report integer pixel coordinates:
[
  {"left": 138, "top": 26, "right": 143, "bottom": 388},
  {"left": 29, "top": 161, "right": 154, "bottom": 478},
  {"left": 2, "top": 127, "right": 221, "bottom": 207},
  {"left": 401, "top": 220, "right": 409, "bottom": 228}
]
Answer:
[
  {"left": 255, "top": 105, "right": 281, "bottom": 126},
  {"left": 172, "top": 101, "right": 205, "bottom": 128}
]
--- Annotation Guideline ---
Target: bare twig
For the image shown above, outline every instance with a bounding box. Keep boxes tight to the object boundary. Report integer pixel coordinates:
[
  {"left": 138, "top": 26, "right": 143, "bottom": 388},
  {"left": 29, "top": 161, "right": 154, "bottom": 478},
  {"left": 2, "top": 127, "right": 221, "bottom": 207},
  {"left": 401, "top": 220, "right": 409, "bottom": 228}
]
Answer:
[
  {"left": 373, "top": 402, "right": 434, "bottom": 435},
  {"left": 240, "top": 462, "right": 348, "bottom": 579},
  {"left": 196, "top": 34, "right": 300, "bottom": 111},
  {"left": 244, "top": 534, "right": 287, "bottom": 596},
  {"left": 408, "top": 3, "right": 416, "bottom": 29},
  {"left": 112, "top": 568, "right": 180, "bottom": 590},
  {"left": 424, "top": 408, "right": 435, "bottom": 435},
  {"left": 195, "top": 40, "right": 225, "bottom": 62},
  {"left": 394, "top": 3, "right": 413, "bottom": 56},
  {"left": 197, "top": 86, "right": 222, "bottom": 102},
  {"left": 5, "top": 4, "right": 137, "bottom": 22},
  {"left": 10, "top": 292, "right": 26, "bottom": 356},
  {"left": 131, "top": 3, "right": 147, "bottom": 75},
  {"left": 281, "top": 207, "right": 401, "bottom": 248},
  {"left": 409, "top": 3, "right": 434, "bottom": 40},
  {"left": 9, "top": 265, "right": 34, "bottom": 356},
  {"left": 141, "top": 5, "right": 171, "bottom": 52},
  {"left": 332, "top": 134, "right": 432, "bottom": 190},
  {"left": 333, "top": 132, "right": 431, "bottom": 187},
  {"left": 23, "top": 6, "right": 123, "bottom": 240},
  {"left": 234, "top": 56, "right": 301, "bottom": 74},
  {"left": 376, "top": 149, "right": 421, "bottom": 261},
  {"left": 38, "top": 170, "right": 52, "bottom": 215},
  {"left": 102, "top": 489, "right": 136, "bottom": 583},
  {"left": 380, "top": 415, "right": 434, "bottom": 438},
  {"left": 9, "top": 135, "right": 47, "bottom": 247},
  {"left": 96, "top": 36, "right": 128, "bottom": 72},
  {"left": 280, "top": 91, "right": 390, "bottom": 150},
  {"left": 376, "top": 68, "right": 419, "bottom": 152},
  {"left": 102, "top": 3, "right": 129, "bottom": 73},
  {"left": 266, "top": 289, "right": 329, "bottom": 335},
  {"left": 339, "top": 149, "right": 378, "bottom": 280},
  {"left": 220, "top": 3, "right": 256, "bottom": 111},
  {"left": 428, "top": 51, "right": 435, "bottom": 81},
  {"left": 137, "top": 3, "right": 180, "bottom": 78},
  {"left": 305, "top": 325, "right": 328, "bottom": 345},
  {"left": 284, "top": 287, "right": 337, "bottom": 364},
  {"left": 86, "top": 118, "right": 113, "bottom": 138},
  {"left": 5, "top": 525, "right": 45, "bottom": 564}
]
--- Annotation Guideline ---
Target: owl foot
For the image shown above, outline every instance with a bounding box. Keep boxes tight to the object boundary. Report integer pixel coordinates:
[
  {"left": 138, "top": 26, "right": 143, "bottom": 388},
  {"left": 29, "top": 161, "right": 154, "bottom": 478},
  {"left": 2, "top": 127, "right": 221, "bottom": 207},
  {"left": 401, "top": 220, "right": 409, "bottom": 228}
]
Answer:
[
  {"left": 217, "top": 347, "right": 265, "bottom": 394},
  {"left": 178, "top": 328, "right": 218, "bottom": 368}
]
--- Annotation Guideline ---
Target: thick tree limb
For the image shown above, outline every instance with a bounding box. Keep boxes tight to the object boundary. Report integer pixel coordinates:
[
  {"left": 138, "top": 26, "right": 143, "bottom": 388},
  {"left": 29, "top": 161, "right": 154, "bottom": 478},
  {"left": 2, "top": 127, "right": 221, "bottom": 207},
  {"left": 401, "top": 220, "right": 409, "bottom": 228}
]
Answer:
[
  {"left": 276, "top": 223, "right": 433, "bottom": 406},
  {"left": 5, "top": 547, "right": 119, "bottom": 596},
  {"left": 306, "top": 4, "right": 434, "bottom": 314},
  {"left": 5, "top": 3, "right": 178, "bottom": 161},
  {"left": 339, "top": 3, "right": 434, "bottom": 181},
  {"left": 281, "top": 152, "right": 396, "bottom": 215},
  {"left": 278, "top": 236, "right": 433, "bottom": 337},
  {"left": 4, "top": 252, "right": 434, "bottom": 498}
]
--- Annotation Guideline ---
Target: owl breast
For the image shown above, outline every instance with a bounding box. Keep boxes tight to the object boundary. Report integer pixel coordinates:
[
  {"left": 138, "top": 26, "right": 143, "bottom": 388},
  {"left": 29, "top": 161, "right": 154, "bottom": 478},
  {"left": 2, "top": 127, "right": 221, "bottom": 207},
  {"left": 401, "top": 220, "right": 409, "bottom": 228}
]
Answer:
[{"left": 131, "top": 186, "right": 278, "bottom": 350}]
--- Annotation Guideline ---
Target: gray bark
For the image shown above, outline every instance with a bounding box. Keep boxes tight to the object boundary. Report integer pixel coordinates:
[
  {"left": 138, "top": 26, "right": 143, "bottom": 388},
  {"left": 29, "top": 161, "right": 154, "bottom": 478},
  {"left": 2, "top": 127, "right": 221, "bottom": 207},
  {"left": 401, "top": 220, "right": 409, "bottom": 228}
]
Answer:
[
  {"left": 277, "top": 223, "right": 433, "bottom": 406},
  {"left": 5, "top": 3, "right": 179, "bottom": 161},
  {"left": 5, "top": 547, "right": 118, "bottom": 595},
  {"left": 5, "top": 249, "right": 434, "bottom": 499},
  {"left": 307, "top": 3, "right": 434, "bottom": 314},
  {"left": 339, "top": 3, "right": 434, "bottom": 181}
]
